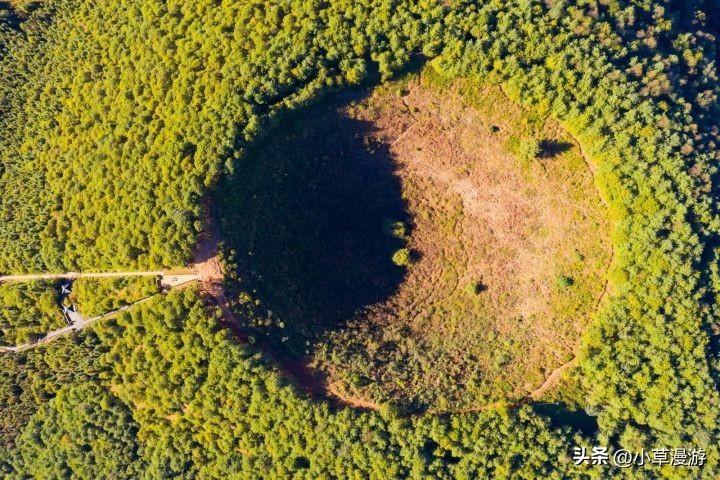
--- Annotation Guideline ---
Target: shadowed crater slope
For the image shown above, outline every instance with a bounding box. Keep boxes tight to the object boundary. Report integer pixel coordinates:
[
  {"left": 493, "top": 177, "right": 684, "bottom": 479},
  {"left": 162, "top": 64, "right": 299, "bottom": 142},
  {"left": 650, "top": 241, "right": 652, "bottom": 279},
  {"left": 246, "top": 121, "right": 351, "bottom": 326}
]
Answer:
[{"left": 217, "top": 99, "right": 409, "bottom": 358}]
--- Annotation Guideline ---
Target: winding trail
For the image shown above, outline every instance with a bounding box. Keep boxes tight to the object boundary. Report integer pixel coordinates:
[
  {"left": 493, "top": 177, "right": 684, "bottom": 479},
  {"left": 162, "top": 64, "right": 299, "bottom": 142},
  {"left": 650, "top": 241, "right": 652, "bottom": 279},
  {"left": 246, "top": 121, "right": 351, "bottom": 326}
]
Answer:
[
  {"left": 328, "top": 357, "right": 582, "bottom": 415},
  {"left": 193, "top": 203, "right": 240, "bottom": 328}
]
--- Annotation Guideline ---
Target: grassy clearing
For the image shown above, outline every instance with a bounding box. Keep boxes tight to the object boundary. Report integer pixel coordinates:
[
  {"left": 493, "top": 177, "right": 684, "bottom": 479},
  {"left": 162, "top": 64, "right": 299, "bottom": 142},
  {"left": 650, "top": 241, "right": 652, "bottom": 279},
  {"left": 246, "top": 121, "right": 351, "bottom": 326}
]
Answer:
[
  {"left": 219, "top": 70, "right": 611, "bottom": 412},
  {"left": 317, "top": 72, "right": 611, "bottom": 412}
]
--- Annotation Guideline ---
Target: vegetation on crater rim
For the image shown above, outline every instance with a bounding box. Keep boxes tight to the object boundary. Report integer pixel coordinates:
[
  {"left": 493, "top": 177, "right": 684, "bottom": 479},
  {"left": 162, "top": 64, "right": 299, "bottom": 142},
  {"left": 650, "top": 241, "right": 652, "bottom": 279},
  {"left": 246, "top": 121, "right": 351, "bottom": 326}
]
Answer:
[
  {"left": 0, "top": 0, "right": 719, "bottom": 477},
  {"left": 219, "top": 71, "right": 611, "bottom": 413}
]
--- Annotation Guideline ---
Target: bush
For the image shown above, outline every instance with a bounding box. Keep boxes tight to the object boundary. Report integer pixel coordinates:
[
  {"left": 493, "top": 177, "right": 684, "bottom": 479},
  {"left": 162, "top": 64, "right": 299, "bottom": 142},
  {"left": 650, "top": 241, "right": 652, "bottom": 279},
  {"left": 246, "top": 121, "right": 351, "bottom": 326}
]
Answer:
[
  {"left": 466, "top": 281, "right": 488, "bottom": 295},
  {"left": 392, "top": 248, "right": 413, "bottom": 267},
  {"left": 384, "top": 219, "right": 407, "bottom": 239},
  {"left": 518, "top": 138, "right": 540, "bottom": 162},
  {"left": 505, "top": 136, "right": 540, "bottom": 164},
  {"left": 494, "top": 353, "right": 511, "bottom": 368},
  {"left": 555, "top": 275, "right": 574, "bottom": 289}
]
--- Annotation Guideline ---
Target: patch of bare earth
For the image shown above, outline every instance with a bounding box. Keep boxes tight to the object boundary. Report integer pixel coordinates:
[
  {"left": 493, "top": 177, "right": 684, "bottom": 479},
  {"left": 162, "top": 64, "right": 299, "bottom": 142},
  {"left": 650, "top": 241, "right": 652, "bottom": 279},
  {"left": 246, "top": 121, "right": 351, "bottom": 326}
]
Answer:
[
  {"left": 194, "top": 205, "right": 242, "bottom": 333},
  {"left": 314, "top": 77, "right": 611, "bottom": 412}
]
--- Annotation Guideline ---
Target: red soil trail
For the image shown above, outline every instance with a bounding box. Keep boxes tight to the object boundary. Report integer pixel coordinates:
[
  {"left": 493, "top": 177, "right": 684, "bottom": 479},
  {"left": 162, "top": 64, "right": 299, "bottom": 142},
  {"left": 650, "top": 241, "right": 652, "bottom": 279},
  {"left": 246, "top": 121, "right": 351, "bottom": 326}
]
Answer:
[
  {"left": 194, "top": 203, "right": 247, "bottom": 341},
  {"left": 192, "top": 204, "right": 357, "bottom": 405}
]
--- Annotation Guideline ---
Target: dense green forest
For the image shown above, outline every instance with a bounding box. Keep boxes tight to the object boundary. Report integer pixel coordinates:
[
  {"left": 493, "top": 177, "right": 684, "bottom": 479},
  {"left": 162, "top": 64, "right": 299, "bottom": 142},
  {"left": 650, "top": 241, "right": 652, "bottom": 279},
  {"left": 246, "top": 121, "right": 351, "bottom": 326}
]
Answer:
[
  {"left": 0, "top": 0, "right": 439, "bottom": 272},
  {"left": 2, "top": 290, "right": 588, "bottom": 478},
  {"left": 0, "top": 331, "right": 103, "bottom": 449},
  {"left": 0, "top": 280, "right": 64, "bottom": 344},
  {"left": 0, "top": 0, "right": 719, "bottom": 477},
  {"left": 71, "top": 276, "right": 159, "bottom": 317}
]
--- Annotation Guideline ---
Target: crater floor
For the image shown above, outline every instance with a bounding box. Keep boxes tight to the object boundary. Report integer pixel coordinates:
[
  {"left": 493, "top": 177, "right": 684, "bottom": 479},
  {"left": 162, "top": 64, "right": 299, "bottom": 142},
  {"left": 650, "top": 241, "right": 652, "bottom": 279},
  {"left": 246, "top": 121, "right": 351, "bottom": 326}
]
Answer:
[{"left": 220, "top": 72, "right": 611, "bottom": 412}]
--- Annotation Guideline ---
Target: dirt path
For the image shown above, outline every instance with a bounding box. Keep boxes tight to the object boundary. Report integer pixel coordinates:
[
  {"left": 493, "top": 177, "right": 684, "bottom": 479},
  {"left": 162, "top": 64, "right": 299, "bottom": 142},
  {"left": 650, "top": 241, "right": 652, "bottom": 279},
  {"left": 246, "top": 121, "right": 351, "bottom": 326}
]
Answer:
[
  {"left": 0, "top": 296, "right": 157, "bottom": 353},
  {"left": 0, "top": 271, "right": 200, "bottom": 290},
  {"left": 325, "top": 356, "right": 582, "bottom": 415},
  {"left": 326, "top": 382, "right": 383, "bottom": 411},
  {"left": 527, "top": 357, "right": 579, "bottom": 401},
  {"left": 0, "top": 271, "right": 165, "bottom": 282},
  {"left": 193, "top": 203, "right": 242, "bottom": 332}
]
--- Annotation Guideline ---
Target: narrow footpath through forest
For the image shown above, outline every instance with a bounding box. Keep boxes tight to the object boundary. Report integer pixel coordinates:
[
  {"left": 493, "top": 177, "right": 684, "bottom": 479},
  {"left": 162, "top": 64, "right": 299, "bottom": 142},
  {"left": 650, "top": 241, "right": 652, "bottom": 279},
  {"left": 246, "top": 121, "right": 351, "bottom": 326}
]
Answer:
[
  {"left": 0, "top": 296, "right": 157, "bottom": 353},
  {"left": 0, "top": 266, "right": 204, "bottom": 353},
  {"left": 0, "top": 271, "right": 164, "bottom": 281}
]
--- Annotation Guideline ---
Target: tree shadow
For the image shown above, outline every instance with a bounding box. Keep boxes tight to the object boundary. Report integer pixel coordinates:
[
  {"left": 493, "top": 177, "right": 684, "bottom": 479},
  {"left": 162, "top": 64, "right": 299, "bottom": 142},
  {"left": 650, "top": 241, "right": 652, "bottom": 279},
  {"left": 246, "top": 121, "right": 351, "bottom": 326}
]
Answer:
[
  {"left": 0, "top": 2, "right": 21, "bottom": 30},
  {"left": 532, "top": 402, "right": 598, "bottom": 436},
  {"left": 216, "top": 97, "right": 409, "bottom": 359},
  {"left": 539, "top": 139, "right": 573, "bottom": 159},
  {"left": 0, "top": 1, "right": 42, "bottom": 31},
  {"left": 702, "top": 321, "right": 720, "bottom": 394}
]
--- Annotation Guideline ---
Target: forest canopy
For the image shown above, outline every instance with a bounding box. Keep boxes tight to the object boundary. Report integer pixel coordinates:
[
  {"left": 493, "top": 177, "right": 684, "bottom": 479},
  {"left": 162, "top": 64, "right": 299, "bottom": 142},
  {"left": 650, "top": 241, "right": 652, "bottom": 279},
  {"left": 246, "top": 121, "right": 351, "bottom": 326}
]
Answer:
[
  {"left": 0, "top": 280, "right": 64, "bottom": 344},
  {"left": 0, "top": 0, "right": 719, "bottom": 478}
]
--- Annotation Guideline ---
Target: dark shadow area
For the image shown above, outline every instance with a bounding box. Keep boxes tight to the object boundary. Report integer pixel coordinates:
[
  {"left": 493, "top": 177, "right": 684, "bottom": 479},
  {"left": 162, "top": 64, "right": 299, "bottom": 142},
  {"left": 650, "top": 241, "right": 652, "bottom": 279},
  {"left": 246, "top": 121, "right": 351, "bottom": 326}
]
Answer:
[
  {"left": 216, "top": 97, "right": 409, "bottom": 359},
  {"left": 0, "top": 1, "right": 42, "bottom": 31},
  {"left": 539, "top": 139, "right": 573, "bottom": 159},
  {"left": 0, "top": 2, "right": 21, "bottom": 30},
  {"left": 703, "top": 323, "right": 720, "bottom": 394},
  {"left": 532, "top": 402, "right": 599, "bottom": 436},
  {"left": 420, "top": 440, "right": 461, "bottom": 465}
]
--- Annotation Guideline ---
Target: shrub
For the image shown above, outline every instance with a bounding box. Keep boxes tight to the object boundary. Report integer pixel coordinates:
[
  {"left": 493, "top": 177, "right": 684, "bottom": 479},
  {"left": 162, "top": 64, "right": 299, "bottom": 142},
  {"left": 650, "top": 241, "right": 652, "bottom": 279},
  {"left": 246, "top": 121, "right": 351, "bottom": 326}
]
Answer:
[
  {"left": 466, "top": 281, "right": 488, "bottom": 295},
  {"left": 392, "top": 248, "right": 413, "bottom": 267},
  {"left": 555, "top": 275, "right": 574, "bottom": 289},
  {"left": 384, "top": 219, "right": 407, "bottom": 239},
  {"left": 494, "top": 353, "right": 511, "bottom": 368},
  {"left": 517, "top": 138, "right": 540, "bottom": 162},
  {"left": 505, "top": 136, "right": 540, "bottom": 163}
]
